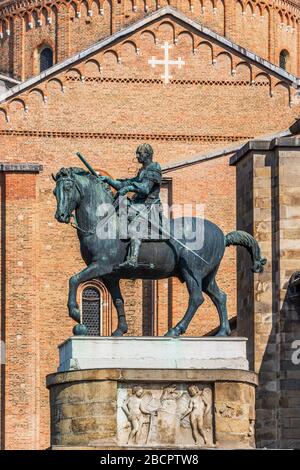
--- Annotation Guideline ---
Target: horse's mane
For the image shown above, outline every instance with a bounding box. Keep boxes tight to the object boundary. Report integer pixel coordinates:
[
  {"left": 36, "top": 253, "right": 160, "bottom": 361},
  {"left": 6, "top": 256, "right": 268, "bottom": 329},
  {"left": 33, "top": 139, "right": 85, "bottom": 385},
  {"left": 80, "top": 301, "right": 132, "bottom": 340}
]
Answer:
[
  {"left": 55, "top": 167, "right": 114, "bottom": 198},
  {"left": 55, "top": 167, "right": 92, "bottom": 180}
]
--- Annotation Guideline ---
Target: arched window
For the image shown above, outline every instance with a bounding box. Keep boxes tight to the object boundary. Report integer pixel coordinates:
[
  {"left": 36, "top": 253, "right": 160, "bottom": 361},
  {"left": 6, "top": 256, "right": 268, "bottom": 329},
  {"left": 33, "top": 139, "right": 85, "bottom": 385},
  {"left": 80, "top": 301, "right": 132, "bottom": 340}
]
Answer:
[
  {"left": 81, "top": 286, "right": 102, "bottom": 335},
  {"left": 279, "top": 49, "right": 289, "bottom": 71},
  {"left": 40, "top": 47, "right": 53, "bottom": 73}
]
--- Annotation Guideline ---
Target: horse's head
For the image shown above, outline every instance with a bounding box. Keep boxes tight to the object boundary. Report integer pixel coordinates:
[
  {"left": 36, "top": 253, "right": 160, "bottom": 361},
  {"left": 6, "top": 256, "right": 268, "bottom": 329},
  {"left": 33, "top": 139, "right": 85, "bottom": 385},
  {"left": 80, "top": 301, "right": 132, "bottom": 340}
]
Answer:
[{"left": 52, "top": 167, "right": 85, "bottom": 223}]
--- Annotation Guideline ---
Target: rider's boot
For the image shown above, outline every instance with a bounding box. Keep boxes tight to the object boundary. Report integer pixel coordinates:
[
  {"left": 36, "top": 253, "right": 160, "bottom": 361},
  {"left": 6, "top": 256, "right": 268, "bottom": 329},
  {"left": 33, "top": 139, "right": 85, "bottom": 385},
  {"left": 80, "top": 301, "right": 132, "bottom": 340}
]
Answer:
[{"left": 119, "top": 239, "right": 141, "bottom": 268}]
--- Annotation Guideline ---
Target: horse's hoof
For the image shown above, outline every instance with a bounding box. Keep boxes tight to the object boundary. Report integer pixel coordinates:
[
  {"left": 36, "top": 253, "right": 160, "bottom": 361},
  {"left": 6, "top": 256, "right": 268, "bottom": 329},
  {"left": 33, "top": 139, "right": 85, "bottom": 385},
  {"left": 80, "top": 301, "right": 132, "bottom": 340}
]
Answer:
[
  {"left": 215, "top": 327, "right": 231, "bottom": 337},
  {"left": 164, "top": 326, "right": 182, "bottom": 337},
  {"left": 69, "top": 308, "right": 81, "bottom": 323},
  {"left": 73, "top": 323, "right": 88, "bottom": 336},
  {"left": 112, "top": 327, "right": 127, "bottom": 337}
]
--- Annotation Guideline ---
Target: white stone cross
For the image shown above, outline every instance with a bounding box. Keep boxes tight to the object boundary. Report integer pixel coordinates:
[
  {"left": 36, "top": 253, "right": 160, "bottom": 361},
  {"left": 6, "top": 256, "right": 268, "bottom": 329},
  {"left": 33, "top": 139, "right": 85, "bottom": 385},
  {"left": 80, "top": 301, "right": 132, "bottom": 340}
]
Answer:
[{"left": 148, "top": 41, "right": 185, "bottom": 84}]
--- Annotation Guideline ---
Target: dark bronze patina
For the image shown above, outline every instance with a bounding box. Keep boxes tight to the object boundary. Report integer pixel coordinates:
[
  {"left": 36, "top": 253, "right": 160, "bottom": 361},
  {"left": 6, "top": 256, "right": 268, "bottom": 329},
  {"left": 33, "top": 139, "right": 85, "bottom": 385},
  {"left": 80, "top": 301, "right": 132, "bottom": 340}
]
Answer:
[{"left": 53, "top": 147, "right": 266, "bottom": 337}]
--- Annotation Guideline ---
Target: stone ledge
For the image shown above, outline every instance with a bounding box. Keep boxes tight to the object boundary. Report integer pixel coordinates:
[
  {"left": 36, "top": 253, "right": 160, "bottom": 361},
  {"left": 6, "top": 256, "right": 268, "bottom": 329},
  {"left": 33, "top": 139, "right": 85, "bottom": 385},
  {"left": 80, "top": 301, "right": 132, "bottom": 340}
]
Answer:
[
  {"left": 0, "top": 73, "right": 20, "bottom": 86},
  {"left": 46, "top": 368, "right": 258, "bottom": 388},
  {"left": 57, "top": 336, "right": 249, "bottom": 372},
  {"left": 0, "top": 162, "right": 43, "bottom": 172},
  {"left": 229, "top": 135, "right": 300, "bottom": 166}
]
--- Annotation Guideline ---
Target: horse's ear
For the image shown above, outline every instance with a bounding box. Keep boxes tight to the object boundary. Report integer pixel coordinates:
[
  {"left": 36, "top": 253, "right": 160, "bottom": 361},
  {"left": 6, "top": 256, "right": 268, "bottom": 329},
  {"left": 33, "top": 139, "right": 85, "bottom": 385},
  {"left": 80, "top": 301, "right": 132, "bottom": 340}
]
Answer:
[{"left": 52, "top": 173, "right": 57, "bottom": 182}]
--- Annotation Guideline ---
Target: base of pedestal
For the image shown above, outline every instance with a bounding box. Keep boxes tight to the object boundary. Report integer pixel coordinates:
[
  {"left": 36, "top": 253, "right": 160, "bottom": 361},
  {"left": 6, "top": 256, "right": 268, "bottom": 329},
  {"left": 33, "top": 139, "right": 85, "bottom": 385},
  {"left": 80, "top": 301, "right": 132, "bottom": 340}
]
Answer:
[
  {"left": 50, "top": 445, "right": 242, "bottom": 450},
  {"left": 46, "top": 367, "right": 257, "bottom": 449}
]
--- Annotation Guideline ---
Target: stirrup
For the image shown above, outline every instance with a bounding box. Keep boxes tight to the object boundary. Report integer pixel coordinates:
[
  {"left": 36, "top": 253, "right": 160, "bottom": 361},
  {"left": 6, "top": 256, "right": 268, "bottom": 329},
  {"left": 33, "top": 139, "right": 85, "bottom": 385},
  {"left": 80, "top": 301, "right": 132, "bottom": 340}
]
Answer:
[
  {"left": 119, "top": 258, "right": 138, "bottom": 268},
  {"left": 113, "top": 261, "right": 155, "bottom": 271}
]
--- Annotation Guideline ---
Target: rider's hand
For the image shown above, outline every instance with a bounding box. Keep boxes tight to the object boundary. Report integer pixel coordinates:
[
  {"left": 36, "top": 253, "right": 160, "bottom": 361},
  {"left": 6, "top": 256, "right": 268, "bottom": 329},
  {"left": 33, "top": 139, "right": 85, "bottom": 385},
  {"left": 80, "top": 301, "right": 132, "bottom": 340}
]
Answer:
[
  {"left": 101, "top": 175, "right": 110, "bottom": 184},
  {"left": 118, "top": 186, "right": 129, "bottom": 196}
]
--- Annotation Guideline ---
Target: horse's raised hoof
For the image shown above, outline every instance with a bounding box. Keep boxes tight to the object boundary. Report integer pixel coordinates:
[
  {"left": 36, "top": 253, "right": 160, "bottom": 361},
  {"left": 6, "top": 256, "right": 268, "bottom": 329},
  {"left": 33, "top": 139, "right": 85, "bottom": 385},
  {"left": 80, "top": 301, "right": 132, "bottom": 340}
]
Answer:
[
  {"left": 73, "top": 323, "right": 88, "bottom": 336},
  {"left": 69, "top": 307, "right": 81, "bottom": 323},
  {"left": 164, "top": 325, "right": 182, "bottom": 337}
]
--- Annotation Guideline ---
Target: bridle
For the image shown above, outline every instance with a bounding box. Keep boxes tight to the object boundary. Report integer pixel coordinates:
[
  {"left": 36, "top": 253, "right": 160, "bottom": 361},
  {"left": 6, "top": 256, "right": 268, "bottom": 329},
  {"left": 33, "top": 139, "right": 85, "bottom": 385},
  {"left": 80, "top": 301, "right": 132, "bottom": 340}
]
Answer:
[{"left": 57, "top": 175, "right": 96, "bottom": 236}]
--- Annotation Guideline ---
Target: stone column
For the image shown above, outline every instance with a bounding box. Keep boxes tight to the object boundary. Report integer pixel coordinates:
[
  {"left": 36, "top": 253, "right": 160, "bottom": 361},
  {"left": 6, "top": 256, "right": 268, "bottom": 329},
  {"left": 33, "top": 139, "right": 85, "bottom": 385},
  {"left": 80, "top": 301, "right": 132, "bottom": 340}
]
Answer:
[
  {"left": 230, "top": 136, "right": 300, "bottom": 449},
  {"left": 230, "top": 142, "right": 278, "bottom": 448}
]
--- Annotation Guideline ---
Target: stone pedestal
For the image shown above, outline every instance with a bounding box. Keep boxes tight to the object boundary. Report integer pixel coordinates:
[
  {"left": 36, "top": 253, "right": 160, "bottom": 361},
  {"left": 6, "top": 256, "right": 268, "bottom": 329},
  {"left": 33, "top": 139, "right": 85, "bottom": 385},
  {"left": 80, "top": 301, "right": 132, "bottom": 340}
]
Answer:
[
  {"left": 58, "top": 336, "right": 249, "bottom": 371},
  {"left": 47, "top": 337, "right": 257, "bottom": 449}
]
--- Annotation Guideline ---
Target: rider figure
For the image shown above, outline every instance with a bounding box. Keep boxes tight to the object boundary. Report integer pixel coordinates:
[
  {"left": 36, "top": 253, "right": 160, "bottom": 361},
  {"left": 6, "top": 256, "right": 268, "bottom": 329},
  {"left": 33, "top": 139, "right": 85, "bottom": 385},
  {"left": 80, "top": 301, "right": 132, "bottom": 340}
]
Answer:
[{"left": 101, "top": 143, "right": 162, "bottom": 268}]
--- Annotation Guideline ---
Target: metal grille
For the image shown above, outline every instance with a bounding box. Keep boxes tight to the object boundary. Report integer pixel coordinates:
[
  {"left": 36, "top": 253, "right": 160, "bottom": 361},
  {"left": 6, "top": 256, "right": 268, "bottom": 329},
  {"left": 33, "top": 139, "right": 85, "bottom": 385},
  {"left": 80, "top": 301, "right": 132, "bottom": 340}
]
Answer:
[
  {"left": 82, "top": 287, "right": 101, "bottom": 336},
  {"left": 40, "top": 48, "right": 53, "bottom": 73}
]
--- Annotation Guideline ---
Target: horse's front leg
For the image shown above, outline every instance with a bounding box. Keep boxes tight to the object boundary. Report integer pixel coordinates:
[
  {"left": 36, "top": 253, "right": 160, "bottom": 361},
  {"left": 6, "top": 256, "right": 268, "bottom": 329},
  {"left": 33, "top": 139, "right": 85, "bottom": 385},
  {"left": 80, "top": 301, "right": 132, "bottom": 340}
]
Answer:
[{"left": 68, "top": 261, "right": 107, "bottom": 323}]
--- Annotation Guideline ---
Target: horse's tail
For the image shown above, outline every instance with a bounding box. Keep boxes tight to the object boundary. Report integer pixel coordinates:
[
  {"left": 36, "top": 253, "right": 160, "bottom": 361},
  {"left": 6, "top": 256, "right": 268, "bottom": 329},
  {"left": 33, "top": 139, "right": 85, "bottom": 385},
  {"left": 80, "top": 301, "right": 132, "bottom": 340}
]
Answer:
[{"left": 225, "top": 230, "right": 267, "bottom": 273}]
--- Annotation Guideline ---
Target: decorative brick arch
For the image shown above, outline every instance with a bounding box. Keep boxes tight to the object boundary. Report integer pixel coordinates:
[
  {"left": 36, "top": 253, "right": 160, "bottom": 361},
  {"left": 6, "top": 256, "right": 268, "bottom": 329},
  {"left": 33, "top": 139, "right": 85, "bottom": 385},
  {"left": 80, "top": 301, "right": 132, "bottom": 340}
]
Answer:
[{"left": 1, "top": 0, "right": 300, "bottom": 78}]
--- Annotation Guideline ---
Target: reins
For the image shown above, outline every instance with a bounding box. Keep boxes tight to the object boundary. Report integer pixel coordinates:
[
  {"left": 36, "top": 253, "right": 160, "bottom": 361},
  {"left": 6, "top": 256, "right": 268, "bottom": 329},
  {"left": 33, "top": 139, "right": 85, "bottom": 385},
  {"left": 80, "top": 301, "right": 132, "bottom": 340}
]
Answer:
[{"left": 70, "top": 213, "right": 96, "bottom": 235}]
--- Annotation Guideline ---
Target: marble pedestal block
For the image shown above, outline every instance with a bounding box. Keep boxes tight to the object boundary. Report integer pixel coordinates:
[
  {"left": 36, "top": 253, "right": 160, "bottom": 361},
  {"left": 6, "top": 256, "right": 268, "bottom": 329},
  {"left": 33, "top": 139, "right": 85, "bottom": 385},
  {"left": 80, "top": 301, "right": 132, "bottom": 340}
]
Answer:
[
  {"left": 47, "top": 337, "right": 257, "bottom": 449},
  {"left": 58, "top": 336, "right": 249, "bottom": 372}
]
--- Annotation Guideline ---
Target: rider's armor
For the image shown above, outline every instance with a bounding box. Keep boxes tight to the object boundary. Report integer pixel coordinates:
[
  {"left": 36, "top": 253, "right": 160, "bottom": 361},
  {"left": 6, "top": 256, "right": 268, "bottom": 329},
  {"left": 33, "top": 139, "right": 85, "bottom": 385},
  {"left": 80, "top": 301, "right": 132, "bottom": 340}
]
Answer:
[
  {"left": 129, "top": 162, "right": 162, "bottom": 206},
  {"left": 118, "top": 161, "right": 163, "bottom": 267}
]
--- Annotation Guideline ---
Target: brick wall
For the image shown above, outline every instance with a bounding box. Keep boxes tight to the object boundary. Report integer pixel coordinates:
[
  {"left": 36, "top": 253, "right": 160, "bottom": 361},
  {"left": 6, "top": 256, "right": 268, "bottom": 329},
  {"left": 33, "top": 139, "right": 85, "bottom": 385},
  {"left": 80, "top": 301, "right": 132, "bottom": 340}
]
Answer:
[
  {"left": 1, "top": 0, "right": 300, "bottom": 80},
  {"left": 0, "top": 10, "right": 299, "bottom": 450}
]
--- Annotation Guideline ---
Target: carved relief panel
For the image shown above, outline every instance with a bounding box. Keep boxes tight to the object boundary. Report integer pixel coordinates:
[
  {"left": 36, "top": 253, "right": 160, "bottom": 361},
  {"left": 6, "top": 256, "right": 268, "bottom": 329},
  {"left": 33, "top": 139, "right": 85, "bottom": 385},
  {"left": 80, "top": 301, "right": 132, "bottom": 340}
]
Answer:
[{"left": 117, "top": 383, "right": 214, "bottom": 447}]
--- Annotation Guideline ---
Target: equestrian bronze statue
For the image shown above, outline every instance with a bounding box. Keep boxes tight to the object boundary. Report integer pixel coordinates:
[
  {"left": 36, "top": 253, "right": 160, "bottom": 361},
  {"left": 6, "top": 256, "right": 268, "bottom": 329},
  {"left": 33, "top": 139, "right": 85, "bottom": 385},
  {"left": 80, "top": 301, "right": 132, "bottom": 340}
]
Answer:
[
  {"left": 100, "top": 143, "right": 163, "bottom": 268},
  {"left": 52, "top": 144, "right": 266, "bottom": 337}
]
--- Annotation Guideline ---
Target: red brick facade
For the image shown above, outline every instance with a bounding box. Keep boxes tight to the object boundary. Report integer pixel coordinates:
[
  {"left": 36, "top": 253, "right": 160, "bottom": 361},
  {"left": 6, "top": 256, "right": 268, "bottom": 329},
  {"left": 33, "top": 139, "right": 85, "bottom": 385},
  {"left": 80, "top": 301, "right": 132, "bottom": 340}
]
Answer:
[
  {"left": 0, "top": 4, "right": 300, "bottom": 449},
  {"left": 1, "top": 0, "right": 300, "bottom": 80}
]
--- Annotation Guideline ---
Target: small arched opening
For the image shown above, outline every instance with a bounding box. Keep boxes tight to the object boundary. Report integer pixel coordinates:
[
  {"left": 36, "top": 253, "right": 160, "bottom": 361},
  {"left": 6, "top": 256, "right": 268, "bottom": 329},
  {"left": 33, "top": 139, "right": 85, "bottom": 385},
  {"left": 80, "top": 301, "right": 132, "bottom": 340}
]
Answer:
[
  {"left": 81, "top": 285, "right": 102, "bottom": 336},
  {"left": 40, "top": 46, "right": 53, "bottom": 73},
  {"left": 79, "top": 279, "right": 113, "bottom": 336},
  {"left": 279, "top": 49, "right": 289, "bottom": 71}
]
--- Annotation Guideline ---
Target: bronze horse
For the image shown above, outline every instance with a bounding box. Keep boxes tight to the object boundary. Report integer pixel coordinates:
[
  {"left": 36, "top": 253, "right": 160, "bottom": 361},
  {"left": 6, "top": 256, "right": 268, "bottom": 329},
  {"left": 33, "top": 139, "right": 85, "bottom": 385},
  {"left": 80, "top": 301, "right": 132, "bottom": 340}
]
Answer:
[{"left": 53, "top": 167, "right": 266, "bottom": 337}]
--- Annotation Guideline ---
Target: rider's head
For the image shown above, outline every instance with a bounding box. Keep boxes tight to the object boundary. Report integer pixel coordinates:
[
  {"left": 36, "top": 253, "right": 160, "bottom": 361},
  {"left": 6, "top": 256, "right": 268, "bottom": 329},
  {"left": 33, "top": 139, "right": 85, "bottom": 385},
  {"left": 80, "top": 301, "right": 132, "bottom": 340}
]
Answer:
[{"left": 136, "top": 143, "right": 153, "bottom": 164}]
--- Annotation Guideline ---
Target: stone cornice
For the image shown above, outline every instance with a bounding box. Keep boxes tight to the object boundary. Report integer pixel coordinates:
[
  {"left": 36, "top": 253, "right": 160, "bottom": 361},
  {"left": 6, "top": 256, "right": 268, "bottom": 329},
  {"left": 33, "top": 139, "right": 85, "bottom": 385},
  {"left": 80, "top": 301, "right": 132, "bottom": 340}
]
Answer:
[
  {"left": 161, "top": 127, "right": 291, "bottom": 171},
  {"left": 0, "top": 73, "right": 20, "bottom": 85},
  {"left": 46, "top": 367, "right": 259, "bottom": 388},
  {"left": 229, "top": 134, "right": 300, "bottom": 165},
  {"left": 0, "top": 162, "right": 43, "bottom": 172}
]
